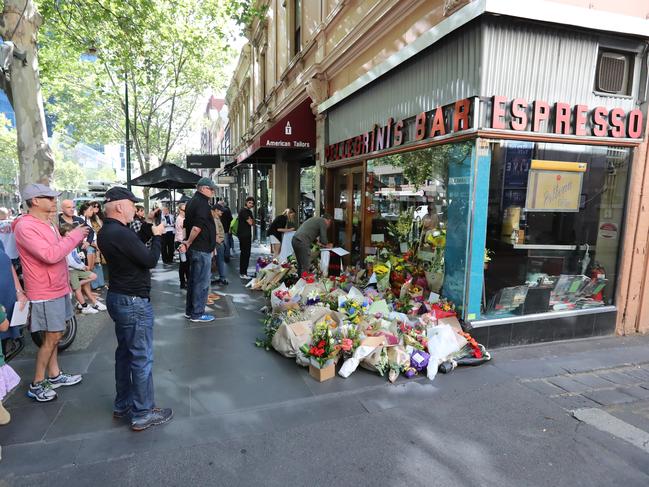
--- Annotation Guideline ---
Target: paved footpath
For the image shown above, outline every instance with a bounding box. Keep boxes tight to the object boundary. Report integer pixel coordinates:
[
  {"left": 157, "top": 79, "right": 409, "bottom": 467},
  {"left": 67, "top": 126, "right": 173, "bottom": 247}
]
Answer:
[{"left": 2, "top": 251, "right": 649, "bottom": 486}]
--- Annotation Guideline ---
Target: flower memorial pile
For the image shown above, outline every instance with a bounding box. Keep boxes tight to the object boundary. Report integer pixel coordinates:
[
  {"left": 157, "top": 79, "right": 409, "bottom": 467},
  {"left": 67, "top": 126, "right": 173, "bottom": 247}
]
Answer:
[{"left": 250, "top": 254, "right": 491, "bottom": 383}]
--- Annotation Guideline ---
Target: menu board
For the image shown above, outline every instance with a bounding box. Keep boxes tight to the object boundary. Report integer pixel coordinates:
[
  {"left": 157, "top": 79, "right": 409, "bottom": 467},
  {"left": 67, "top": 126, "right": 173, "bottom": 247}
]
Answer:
[{"left": 525, "top": 160, "right": 586, "bottom": 212}]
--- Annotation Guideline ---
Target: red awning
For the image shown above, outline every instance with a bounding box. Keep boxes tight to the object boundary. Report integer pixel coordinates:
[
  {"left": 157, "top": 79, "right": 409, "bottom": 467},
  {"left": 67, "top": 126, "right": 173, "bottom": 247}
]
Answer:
[{"left": 235, "top": 98, "right": 316, "bottom": 164}]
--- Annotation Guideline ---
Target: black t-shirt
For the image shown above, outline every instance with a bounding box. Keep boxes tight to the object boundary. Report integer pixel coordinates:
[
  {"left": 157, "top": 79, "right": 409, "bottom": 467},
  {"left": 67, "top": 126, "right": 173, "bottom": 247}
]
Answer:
[
  {"left": 237, "top": 208, "right": 254, "bottom": 238},
  {"left": 268, "top": 215, "right": 296, "bottom": 240},
  {"left": 97, "top": 218, "right": 161, "bottom": 298},
  {"left": 184, "top": 192, "right": 216, "bottom": 252}
]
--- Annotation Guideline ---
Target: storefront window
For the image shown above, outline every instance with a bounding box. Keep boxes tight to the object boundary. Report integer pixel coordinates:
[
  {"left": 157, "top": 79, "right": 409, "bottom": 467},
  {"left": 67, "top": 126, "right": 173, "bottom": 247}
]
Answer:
[
  {"left": 483, "top": 141, "right": 631, "bottom": 319},
  {"left": 366, "top": 142, "right": 474, "bottom": 312}
]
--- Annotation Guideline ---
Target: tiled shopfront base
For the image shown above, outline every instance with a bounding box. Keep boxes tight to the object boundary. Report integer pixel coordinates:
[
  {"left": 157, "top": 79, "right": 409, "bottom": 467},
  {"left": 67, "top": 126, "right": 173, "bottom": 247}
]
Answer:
[{"left": 469, "top": 311, "right": 617, "bottom": 349}]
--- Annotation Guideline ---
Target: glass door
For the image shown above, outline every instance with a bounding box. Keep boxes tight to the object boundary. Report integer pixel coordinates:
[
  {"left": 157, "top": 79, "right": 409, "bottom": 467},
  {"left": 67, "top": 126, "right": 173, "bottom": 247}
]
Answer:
[{"left": 331, "top": 165, "right": 364, "bottom": 266}]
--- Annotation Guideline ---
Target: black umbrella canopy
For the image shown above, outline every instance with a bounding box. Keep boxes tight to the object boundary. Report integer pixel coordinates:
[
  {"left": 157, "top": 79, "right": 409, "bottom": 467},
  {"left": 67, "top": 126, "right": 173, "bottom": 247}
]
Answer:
[
  {"left": 130, "top": 163, "right": 202, "bottom": 189},
  {"left": 150, "top": 189, "right": 191, "bottom": 202}
]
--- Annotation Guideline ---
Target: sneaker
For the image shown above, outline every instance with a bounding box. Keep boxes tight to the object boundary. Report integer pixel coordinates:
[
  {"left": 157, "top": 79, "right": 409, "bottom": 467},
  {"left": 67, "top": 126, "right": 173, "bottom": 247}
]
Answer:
[
  {"left": 48, "top": 371, "right": 83, "bottom": 389},
  {"left": 240, "top": 274, "right": 252, "bottom": 280},
  {"left": 189, "top": 314, "right": 215, "bottom": 323},
  {"left": 217, "top": 279, "right": 229, "bottom": 286},
  {"left": 131, "top": 407, "right": 173, "bottom": 432},
  {"left": 27, "top": 380, "right": 57, "bottom": 402},
  {"left": 113, "top": 407, "right": 131, "bottom": 419},
  {"left": 81, "top": 305, "right": 99, "bottom": 314},
  {"left": 93, "top": 302, "right": 107, "bottom": 311},
  {"left": 183, "top": 313, "right": 190, "bottom": 319}
]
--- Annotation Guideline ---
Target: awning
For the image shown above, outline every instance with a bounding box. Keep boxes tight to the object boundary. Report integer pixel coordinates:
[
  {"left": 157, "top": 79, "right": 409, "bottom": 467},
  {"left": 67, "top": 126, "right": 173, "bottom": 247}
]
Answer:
[{"left": 235, "top": 98, "right": 316, "bottom": 164}]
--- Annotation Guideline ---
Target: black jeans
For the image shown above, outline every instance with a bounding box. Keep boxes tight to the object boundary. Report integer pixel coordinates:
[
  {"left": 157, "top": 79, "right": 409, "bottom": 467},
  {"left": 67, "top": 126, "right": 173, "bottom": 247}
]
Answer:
[
  {"left": 175, "top": 242, "right": 190, "bottom": 286},
  {"left": 238, "top": 234, "right": 251, "bottom": 275},
  {"left": 162, "top": 232, "right": 175, "bottom": 263}
]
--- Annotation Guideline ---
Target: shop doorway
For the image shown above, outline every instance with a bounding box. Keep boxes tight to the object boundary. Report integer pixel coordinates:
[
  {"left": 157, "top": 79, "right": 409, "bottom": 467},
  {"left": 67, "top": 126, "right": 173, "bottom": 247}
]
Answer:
[{"left": 330, "top": 165, "right": 364, "bottom": 265}]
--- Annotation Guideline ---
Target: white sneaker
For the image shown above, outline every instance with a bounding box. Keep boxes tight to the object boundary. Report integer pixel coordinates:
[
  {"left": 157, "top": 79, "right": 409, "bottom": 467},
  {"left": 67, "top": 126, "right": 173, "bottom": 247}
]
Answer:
[
  {"left": 81, "top": 305, "right": 99, "bottom": 314},
  {"left": 93, "top": 302, "right": 107, "bottom": 311},
  {"left": 240, "top": 274, "right": 252, "bottom": 280}
]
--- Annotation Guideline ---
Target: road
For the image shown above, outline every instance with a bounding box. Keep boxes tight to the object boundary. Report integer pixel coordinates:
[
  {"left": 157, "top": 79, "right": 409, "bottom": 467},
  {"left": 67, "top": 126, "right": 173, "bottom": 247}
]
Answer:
[{"left": 2, "top": 255, "right": 649, "bottom": 486}]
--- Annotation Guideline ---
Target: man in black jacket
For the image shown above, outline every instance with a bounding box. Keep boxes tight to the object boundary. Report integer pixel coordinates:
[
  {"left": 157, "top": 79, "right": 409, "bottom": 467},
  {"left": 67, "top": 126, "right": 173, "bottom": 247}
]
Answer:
[
  {"left": 182, "top": 178, "right": 217, "bottom": 322},
  {"left": 237, "top": 196, "right": 255, "bottom": 279},
  {"left": 98, "top": 186, "right": 173, "bottom": 432}
]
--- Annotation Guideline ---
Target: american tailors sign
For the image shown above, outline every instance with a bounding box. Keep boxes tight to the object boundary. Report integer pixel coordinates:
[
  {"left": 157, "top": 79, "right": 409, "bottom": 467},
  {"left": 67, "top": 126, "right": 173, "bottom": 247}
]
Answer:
[{"left": 324, "top": 97, "right": 644, "bottom": 162}]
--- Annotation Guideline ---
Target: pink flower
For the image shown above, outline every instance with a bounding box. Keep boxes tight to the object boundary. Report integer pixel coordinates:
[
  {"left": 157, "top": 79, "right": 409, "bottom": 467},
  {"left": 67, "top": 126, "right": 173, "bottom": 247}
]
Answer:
[{"left": 341, "top": 338, "right": 353, "bottom": 351}]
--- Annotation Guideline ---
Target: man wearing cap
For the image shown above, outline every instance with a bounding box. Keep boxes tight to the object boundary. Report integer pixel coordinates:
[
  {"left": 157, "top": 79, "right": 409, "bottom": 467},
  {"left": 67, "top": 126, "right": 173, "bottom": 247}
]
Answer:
[
  {"left": 98, "top": 186, "right": 173, "bottom": 431},
  {"left": 13, "top": 184, "right": 90, "bottom": 402},
  {"left": 182, "top": 178, "right": 217, "bottom": 323}
]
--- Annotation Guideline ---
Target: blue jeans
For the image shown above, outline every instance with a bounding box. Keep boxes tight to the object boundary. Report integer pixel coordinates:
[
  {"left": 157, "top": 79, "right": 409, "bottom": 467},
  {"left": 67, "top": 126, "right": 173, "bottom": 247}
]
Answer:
[
  {"left": 215, "top": 242, "right": 226, "bottom": 280},
  {"left": 186, "top": 249, "right": 212, "bottom": 318},
  {"left": 106, "top": 292, "right": 155, "bottom": 420},
  {"left": 224, "top": 233, "right": 234, "bottom": 259}
]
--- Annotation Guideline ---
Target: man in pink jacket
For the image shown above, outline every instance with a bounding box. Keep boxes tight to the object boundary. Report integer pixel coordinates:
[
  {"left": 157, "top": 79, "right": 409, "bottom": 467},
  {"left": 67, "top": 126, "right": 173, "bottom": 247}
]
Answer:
[{"left": 14, "top": 184, "right": 89, "bottom": 402}]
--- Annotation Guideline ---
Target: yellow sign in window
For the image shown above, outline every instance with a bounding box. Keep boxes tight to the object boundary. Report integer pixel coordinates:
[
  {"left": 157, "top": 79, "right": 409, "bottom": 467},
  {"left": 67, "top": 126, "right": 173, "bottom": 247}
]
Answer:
[{"left": 525, "top": 161, "right": 586, "bottom": 212}]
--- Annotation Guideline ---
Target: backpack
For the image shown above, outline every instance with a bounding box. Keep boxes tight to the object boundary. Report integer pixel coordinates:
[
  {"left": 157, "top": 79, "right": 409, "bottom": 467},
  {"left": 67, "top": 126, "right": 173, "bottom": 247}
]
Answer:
[{"left": 229, "top": 217, "right": 238, "bottom": 235}]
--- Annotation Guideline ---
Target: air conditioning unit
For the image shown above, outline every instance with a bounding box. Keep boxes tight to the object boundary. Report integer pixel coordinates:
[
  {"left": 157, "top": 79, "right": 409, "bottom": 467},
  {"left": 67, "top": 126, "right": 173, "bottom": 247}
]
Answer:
[{"left": 596, "top": 51, "right": 632, "bottom": 95}]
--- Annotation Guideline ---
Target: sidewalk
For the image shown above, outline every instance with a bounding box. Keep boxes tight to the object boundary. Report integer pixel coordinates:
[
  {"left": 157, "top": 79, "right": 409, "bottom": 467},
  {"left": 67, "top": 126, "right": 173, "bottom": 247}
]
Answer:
[{"left": 2, "top": 249, "right": 649, "bottom": 485}]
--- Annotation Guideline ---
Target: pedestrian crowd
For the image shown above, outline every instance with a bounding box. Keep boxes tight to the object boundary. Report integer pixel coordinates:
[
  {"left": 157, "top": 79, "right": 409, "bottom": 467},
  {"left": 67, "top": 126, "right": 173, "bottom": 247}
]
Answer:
[{"left": 0, "top": 177, "right": 333, "bottom": 459}]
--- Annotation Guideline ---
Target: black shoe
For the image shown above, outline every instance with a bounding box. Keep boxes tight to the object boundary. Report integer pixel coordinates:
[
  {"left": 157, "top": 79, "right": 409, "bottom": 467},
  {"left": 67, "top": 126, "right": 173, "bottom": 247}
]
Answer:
[
  {"left": 131, "top": 408, "right": 173, "bottom": 431},
  {"left": 219, "top": 279, "right": 229, "bottom": 286},
  {"left": 113, "top": 407, "right": 131, "bottom": 419}
]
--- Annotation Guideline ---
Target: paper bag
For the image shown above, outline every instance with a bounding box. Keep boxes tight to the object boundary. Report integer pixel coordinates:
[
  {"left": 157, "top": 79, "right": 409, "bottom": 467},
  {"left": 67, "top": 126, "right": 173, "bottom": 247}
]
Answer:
[{"left": 271, "top": 320, "right": 313, "bottom": 359}]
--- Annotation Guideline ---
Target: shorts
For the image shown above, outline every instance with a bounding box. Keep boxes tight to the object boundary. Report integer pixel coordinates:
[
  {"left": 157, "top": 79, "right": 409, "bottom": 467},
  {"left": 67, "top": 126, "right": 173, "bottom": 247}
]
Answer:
[
  {"left": 269, "top": 235, "right": 281, "bottom": 245},
  {"left": 69, "top": 269, "right": 93, "bottom": 290},
  {"left": 30, "top": 295, "right": 73, "bottom": 333}
]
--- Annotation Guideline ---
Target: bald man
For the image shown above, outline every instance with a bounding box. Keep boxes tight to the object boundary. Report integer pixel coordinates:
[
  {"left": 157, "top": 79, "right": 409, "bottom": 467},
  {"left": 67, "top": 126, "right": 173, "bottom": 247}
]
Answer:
[{"left": 58, "top": 200, "right": 90, "bottom": 249}]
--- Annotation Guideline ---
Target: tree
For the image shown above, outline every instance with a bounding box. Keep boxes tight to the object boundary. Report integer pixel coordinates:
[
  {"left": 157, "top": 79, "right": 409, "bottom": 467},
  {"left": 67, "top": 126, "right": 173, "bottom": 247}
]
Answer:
[
  {"left": 0, "top": 113, "right": 18, "bottom": 193},
  {"left": 38, "top": 0, "right": 237, "bottom": 195},
  {"left": 0, "top": 0, "right": 55, "bottom": 188},
  {"left": 52, "top": 156, "right": 84, "bottom": 191}
]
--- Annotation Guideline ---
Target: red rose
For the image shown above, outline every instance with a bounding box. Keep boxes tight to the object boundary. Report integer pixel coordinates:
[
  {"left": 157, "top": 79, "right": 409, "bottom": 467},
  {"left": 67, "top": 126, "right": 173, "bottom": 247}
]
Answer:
[{"left": 317, "top": 340, "right": 326, "bottom": 348}]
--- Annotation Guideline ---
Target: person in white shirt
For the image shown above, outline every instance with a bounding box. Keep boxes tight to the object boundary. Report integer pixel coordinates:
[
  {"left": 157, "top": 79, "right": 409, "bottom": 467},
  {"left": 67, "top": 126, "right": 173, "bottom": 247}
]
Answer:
[
  {"left": 60, "top": 224, "right": 106, "bottom": 314},
  {"left": 161, "top": 206, "right": 176, "bottom": 264},
  {"left": 0, "top": 208, "right": 18, "bottom": 262}
]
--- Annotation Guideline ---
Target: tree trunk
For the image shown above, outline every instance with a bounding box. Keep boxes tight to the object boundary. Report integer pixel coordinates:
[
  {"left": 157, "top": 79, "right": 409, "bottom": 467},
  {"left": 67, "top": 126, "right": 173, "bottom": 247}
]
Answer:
[{"left": 1, "top": 1, "right": 54, "bottom": 189}]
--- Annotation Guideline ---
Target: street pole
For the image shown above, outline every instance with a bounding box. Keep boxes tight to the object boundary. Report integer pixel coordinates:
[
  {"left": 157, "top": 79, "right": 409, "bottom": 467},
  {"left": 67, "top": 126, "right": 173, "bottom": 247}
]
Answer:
[{"left": 125, "top": 71, "right": 132, "bottom": 191}]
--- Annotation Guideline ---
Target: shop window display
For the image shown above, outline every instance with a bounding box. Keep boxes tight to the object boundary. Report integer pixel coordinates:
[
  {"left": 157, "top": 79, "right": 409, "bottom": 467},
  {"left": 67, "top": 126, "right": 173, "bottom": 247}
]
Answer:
[
  {"left": 483, "top": 141, "right": 630, "bottom": 319},
  {"left": 365, "top": 142, "right": 474, "bottom": 311}
]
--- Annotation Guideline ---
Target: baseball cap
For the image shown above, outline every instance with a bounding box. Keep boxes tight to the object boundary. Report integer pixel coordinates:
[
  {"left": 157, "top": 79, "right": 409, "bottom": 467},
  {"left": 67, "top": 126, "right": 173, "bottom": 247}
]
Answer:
[
  {"left": 21, "top": 183, "right": 61, "bottom": 201},
  {"left": 104, "top": 186, "right": 143, "bottom": 203},
  {"left": 211, "top": 203, "right": 226, "bottom": 212},
  {"left": 197, "top": 177, "right": 217, "bottom": 190}
]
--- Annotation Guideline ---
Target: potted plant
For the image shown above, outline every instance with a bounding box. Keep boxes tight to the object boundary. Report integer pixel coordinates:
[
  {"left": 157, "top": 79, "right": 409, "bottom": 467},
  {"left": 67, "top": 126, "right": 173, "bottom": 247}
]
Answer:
[{"left": 300, "top": 321, "right": 339, "bottom": 382}]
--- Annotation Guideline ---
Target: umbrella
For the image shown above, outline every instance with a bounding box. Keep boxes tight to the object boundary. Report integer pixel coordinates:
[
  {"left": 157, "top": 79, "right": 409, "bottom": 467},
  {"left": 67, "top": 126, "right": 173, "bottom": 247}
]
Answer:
[
  {"left": 130, "top": 163, "right": 201, "bottom": 189},
  {"left": 150, "top": 189, "right": 191, "bottom": 202},
  {"left": 130, "top": 163, "right": 201, "bottom": 212}
]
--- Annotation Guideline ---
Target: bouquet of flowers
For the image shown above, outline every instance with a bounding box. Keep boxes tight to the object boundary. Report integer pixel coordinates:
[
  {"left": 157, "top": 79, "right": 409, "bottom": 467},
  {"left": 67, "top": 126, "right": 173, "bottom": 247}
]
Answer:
[
  {"left": 339, "top": 298, "right": 369, "bottom": 325},
  {"left": 256, "top": 256, "right": 273, "bottom": 273},
  {"left": 300, "top": 321, "right": 338, "bottom": 368},
  {"left": 271, "top": 287, "right": 301, "bottom": 312},
  {"left": 335, "top": 324, "right": 361, "bottom": 360}
]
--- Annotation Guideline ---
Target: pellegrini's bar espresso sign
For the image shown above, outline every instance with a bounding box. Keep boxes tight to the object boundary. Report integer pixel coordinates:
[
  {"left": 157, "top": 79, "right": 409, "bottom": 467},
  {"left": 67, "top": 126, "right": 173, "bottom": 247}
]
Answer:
[{"left": 324, "top": 97, "right": 644, "bottom": 162}]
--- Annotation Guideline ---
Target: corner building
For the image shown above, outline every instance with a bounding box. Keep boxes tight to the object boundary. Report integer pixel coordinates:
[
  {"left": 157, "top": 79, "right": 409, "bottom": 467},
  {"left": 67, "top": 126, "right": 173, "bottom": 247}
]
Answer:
[{"left": 225, "top": 0, "right": 649, "bottom": 345}]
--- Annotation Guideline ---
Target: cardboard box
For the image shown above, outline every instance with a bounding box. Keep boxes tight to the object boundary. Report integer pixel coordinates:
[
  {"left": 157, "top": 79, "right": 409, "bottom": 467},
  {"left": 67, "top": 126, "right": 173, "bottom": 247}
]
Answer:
[{"left": 309, "top": 363, "right": 336, "bottom": 382}]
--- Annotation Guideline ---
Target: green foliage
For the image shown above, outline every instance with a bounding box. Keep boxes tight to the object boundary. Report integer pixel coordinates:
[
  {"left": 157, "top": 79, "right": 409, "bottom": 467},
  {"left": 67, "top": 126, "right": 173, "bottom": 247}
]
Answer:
[
  {"left": 226, "top": 0, "right": 269, "bottom": 33},
  {"left": 0, "top": 115, "right": 18, "bottom": 193},
  {"left": 52, "top": 157, "right": 85, "bottom": 191},
  {"left": 384, "top": 142, "right": 473, "bottom": 188},
  {"left": 37, "top": 0, "right": 240, "bottom": 174}
]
